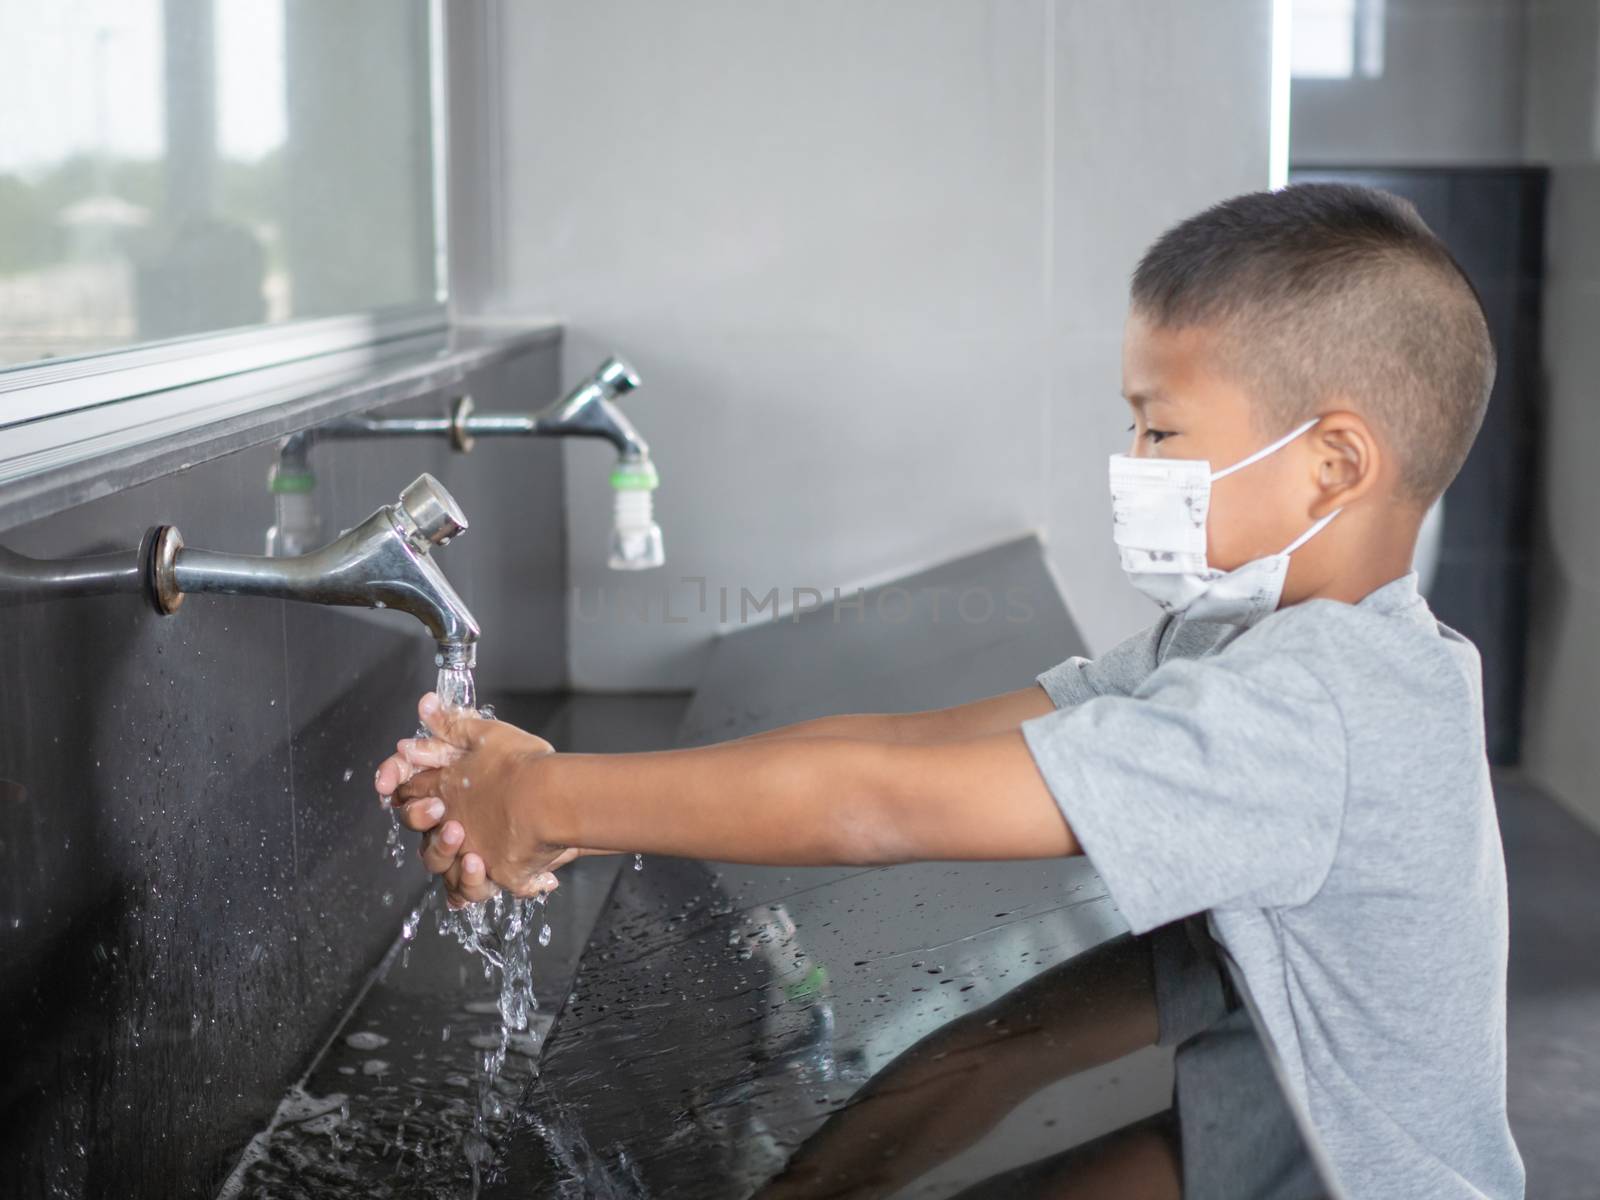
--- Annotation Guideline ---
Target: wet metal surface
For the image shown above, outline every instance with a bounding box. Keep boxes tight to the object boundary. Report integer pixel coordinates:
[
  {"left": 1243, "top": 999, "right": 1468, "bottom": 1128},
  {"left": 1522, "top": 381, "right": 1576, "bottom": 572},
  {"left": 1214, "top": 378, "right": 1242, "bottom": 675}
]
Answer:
[{"left": 488, "top": 854, "right": 1170, "bottom": 1198}]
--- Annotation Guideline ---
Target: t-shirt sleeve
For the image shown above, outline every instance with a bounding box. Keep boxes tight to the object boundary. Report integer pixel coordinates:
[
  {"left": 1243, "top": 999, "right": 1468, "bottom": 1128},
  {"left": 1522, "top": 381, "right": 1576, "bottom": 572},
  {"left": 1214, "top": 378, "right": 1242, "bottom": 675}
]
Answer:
[
  {"left": 1036, "top": 618, "right": 1173, "bottom": 709},
  {"left": 1020, "top": 650, "right": 1348, "bottom": 933}
]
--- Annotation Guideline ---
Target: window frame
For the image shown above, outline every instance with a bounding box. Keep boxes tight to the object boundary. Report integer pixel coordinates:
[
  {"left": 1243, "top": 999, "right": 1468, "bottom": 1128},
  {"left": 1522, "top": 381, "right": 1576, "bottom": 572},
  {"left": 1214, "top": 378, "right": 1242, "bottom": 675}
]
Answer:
[
  {"left": 0, "top": 0, "right": 451, "bottom": 437},
  {"left": 0, "top": 303, "right": 448, "bottom": 432}
]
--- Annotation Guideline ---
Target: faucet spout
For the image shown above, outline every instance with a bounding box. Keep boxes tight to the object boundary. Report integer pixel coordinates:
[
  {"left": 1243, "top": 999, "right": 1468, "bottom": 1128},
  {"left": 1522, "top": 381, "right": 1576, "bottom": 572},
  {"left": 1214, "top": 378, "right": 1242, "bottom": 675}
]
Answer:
[
  {"left": 530, "top": 357, "right": 648, "bottom": 459},
  {"left": 0, "top": 474, "right": 479, "bottom": 665},
  {"left": 531, "top": 358, "right": 664, "bottom": 570},
  {"left": 159, "top": 474, "right": 479, "bottom": 660}
]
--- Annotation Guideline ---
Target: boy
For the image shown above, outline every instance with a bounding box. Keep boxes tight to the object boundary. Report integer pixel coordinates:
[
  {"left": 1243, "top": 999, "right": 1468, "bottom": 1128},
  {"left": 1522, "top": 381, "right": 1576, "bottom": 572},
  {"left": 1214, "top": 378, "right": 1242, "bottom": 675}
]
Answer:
[{"left": 376, "top": 184, "right": 1525, "bottom": 1198}]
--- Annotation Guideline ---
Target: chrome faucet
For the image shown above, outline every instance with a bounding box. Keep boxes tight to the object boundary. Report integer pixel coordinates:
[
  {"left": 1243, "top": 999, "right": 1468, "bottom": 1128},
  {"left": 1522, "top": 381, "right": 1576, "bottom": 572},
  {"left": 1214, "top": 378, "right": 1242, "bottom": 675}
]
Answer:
[
  {"left": 266, "top": 356, "right": 664, "bottom": 570},
  {"left": 0, "top": 473, "right": 479, "bottom": 666}
]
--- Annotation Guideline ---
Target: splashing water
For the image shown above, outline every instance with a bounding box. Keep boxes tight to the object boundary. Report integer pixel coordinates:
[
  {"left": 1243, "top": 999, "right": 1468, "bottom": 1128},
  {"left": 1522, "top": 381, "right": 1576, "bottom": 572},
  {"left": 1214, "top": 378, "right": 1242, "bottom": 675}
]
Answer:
[
  {"left": 375, "top": 659, "right": 557, "bottom": 1190},
  {"left": 248, "top": 659, "right": 559, "bottom": 1194},
  {"left": 436, "top": 889, "right": 547, "bottom": 1189},
  {"left": 383, "top": 807, "right": 407, "bottom": 868}
]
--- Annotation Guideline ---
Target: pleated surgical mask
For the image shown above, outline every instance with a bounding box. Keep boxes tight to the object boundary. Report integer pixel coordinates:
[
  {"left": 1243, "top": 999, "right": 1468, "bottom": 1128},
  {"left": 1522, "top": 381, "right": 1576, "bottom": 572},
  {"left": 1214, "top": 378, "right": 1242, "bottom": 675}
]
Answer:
[{"left": 1108, "top": 417, "right": 1339, "bottom": 626}]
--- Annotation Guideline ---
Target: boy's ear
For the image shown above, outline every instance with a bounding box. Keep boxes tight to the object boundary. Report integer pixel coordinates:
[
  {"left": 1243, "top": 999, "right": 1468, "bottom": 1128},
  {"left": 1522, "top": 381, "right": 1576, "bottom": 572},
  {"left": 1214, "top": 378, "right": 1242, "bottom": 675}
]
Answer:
[{"left": 1307, "top": 409, "right": 1381, "bottom": 517}]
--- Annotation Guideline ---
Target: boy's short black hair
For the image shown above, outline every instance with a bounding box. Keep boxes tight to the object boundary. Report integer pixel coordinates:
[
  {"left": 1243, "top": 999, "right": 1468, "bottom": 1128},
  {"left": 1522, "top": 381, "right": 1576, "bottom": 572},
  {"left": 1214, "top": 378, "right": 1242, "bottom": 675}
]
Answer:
[{"left": 1130, "top": 183, "right": 1495, "bottom": 504}]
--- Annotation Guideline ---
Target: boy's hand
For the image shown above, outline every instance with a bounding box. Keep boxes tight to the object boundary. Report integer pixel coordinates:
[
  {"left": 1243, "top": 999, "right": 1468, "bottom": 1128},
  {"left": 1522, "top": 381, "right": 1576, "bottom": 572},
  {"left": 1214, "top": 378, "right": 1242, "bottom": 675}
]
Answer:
[
  {"left": 374, "top": 729, "right": 507, "bottom": 906},
  {"left": 374, "top": 693, "right": 568, "bottom": 904}
]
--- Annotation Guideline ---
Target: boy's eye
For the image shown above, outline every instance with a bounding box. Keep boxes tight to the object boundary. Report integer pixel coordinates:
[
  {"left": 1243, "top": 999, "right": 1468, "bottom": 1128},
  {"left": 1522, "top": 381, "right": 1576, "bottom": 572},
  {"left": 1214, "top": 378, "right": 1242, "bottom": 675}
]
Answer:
[{"left": 1125, "top": 422, "right": 1176, "bottom": 445}]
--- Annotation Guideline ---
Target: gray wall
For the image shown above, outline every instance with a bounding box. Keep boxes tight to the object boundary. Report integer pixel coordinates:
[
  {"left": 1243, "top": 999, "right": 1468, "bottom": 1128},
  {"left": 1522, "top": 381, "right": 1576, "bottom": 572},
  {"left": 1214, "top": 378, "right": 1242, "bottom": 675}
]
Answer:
[
  {"left": 1290, "top": 0, "right": 1528, "bottom": 165},
  {"left": 0, "top": 340, "right": 565, "bottom": 1197},
  {"left": 1287, "top": 0, "right": 1600, "bottom": 831},
  {"left": 451, "top": 0, "right": 1274, "bottom": 689},
  {"left": 1521, "top": 1, "right": 1600, "bottom": 831}
]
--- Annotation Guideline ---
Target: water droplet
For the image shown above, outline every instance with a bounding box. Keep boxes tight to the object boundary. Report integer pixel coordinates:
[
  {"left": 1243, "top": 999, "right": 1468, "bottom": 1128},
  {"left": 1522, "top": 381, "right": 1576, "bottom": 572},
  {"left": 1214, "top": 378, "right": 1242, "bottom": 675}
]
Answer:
[
  {"left": 634, "top": 853, "right": 644, "bottom": 871},
  {"left": 538, "top": 923, "right": 552, "bottom": 947}
]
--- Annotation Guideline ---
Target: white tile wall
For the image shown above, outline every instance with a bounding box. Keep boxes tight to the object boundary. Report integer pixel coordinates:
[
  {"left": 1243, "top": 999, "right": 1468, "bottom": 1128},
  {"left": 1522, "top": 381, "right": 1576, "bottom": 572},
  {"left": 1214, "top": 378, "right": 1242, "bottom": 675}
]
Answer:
[{"left": 453, "top": 0, "right": 1273, "bottom": 687}]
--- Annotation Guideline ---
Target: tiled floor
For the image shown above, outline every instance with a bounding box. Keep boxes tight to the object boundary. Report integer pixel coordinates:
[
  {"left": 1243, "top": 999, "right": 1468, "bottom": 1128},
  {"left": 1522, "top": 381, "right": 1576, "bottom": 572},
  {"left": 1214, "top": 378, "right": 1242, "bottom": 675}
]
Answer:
[{"left": 1498, "top": 773, "right": 1600, "bottom": 1200}]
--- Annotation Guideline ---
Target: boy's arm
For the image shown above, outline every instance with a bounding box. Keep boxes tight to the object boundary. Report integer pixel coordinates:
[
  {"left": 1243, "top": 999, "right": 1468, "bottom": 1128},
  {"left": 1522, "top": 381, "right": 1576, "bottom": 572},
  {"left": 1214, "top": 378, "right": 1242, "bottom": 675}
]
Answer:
[
  {"left": 735, "top": 686, "right": 1056, "bottom": 746},
  {"left": 538, "top": 731, "right": 1078, "bottom": 866},
  {"left": 389, "top": 700, "right": 1078, "bottom": 895}
]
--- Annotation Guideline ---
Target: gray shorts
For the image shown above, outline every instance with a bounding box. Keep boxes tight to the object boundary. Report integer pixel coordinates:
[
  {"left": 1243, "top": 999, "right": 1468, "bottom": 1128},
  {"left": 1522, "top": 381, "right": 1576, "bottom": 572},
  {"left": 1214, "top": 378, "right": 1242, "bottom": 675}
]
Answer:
[{"left": 1150, "top": 918, "right": 1328, "bottom": 1200}]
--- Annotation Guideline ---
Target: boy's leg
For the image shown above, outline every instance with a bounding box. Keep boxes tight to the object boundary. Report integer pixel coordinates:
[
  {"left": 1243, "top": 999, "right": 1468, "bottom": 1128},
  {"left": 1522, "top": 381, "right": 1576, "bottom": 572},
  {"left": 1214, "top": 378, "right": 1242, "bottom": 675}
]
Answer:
[
  {"left": 758, "top": 934, "right": 1161, "bottom": 1200},
  {"left": 946, "top": 1110, "right": 1182, "bottom": 1200}
]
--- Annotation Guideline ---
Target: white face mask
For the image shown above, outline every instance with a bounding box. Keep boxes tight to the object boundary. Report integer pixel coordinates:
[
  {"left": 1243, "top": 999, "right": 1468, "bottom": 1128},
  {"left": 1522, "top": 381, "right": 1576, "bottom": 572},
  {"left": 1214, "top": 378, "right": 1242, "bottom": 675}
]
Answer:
[{"left": 1108, "top": 417, "right": 1339, "bottom": 626}]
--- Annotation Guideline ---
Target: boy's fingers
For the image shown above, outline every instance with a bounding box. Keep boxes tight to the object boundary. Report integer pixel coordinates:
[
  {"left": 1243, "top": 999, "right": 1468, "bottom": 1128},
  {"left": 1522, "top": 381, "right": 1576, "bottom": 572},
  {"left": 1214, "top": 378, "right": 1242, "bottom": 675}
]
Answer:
[
  {"left": 400, "top": 797, "right": 446, "bottom": 832},
  {"left": 375, "top": 724, "right": 466, "bottom": 801},
  {"left": 457, "top": 854, "right": 497, "bottom": 903},
  {"left": 514, "top": 871, "right": 561, "bottom": 898},
  {"left": 373, "top": 753, "right": 414, "bottom": 798},
  {"left": 442, "top": 859, "right": 465, "bottom": 905},
  {"left": 417, "top": 692, "right": 490, "bottom": 749},
  {"left": 544, "top": 847, "right": 583, "bottom": 872},
  {"left": 395, "top": 768, "right": 445, "bottom": 803},
  {"left": 440, "top": 859, "right": 518, "bottom": 908},
  {"left": 397, "top": 737, "right": 462, "bottom": 769},
  {"left": 420, "top": 821, "right": 465, "bottom": 873}
]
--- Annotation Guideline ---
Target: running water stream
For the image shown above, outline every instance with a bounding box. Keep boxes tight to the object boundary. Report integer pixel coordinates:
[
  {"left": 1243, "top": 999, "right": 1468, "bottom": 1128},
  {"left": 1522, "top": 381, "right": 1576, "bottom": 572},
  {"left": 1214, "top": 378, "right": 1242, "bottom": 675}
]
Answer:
[
  {"left": 383, "top": 659, "right": 478, "bottom": 866},
  {"left": 381, "top": 659, "right": 552, "bottom": 1192},
  {"left": 222, "top": 660, "right": 657, "bottom": 1198}
]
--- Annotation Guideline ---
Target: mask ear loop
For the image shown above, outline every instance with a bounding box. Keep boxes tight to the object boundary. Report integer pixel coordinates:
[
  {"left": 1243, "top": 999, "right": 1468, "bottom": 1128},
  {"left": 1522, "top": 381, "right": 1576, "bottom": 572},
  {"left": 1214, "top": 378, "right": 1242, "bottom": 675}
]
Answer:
[
  {"left": 1281, "top": 506, "right": 1342, "bottom": 555},
  {"left": 1210, "top": 417, "right": 1322, "bottom": 482}
]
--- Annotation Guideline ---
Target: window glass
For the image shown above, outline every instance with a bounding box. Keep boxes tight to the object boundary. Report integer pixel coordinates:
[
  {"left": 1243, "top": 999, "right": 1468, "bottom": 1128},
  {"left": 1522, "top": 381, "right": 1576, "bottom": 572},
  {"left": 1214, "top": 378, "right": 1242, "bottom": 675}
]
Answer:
[
  {"left": 1293, "top": 0, "right": 1386, "bottom": 81},
  {"left": 0, "top": 0, "right": 438, "bottom": 370}
]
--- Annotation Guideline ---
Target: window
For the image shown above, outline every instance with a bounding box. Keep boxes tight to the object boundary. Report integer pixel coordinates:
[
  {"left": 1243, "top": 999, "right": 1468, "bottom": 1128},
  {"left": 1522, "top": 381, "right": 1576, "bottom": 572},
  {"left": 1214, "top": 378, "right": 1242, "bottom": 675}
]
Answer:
[
  {"left": 1292, "top": 0, "right": 1387, "bottom": 81},
  {"left": 0, "top": 0, "right": 443, "bottom": 408}
]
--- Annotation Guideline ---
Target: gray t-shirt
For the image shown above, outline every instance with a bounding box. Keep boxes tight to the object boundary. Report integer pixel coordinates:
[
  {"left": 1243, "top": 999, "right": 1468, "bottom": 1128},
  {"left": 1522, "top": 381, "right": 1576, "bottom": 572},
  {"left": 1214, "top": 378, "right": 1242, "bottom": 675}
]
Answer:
[{"left": 1021, "top": 573, "right": 1524, "bottom": 1200}]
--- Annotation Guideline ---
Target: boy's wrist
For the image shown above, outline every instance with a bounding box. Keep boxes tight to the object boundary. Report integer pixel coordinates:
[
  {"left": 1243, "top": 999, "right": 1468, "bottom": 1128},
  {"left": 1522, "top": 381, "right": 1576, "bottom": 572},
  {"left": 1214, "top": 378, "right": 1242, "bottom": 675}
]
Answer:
[{"left": 514, "top": 748, "right": 566, "bottom": 851}]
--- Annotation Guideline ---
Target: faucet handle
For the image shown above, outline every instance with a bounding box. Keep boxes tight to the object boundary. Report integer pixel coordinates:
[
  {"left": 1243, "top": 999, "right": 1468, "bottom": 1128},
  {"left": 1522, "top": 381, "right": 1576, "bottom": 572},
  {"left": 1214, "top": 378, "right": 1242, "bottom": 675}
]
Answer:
[
  {"left": 596, "top": 356, "right": 640, "bottom": 398},
  {"left": 397, "top": 473, "right": 468, "bottom": 551}
]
